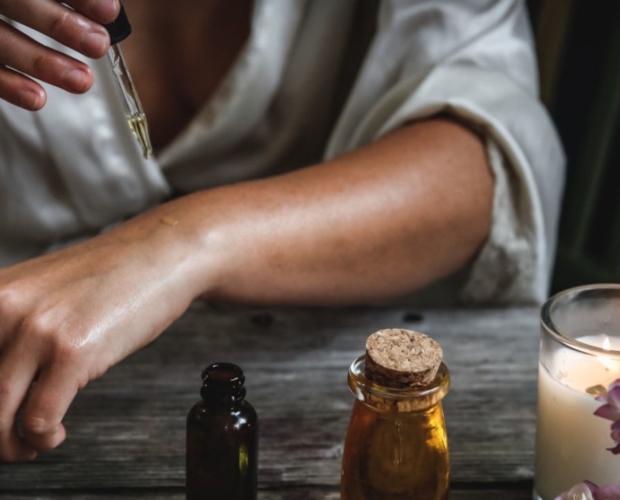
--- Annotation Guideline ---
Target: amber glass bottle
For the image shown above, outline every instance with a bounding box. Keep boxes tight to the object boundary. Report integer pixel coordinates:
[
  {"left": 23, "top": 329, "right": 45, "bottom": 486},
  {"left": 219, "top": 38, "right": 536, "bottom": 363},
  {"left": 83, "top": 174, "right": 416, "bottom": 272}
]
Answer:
[
  {"left": 341, "top": 355, "right": 450, "bottom": 500},
  {"left": 186, "top": 363, "right": 258, "bottom": 500}
]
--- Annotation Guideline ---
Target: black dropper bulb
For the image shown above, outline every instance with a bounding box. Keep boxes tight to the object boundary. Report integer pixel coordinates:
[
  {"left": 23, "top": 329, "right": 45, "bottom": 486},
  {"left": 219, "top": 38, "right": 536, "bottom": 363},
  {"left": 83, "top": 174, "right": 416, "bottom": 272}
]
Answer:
[{"left": 104, "top": 4, "right": 132, "bottom": 45}]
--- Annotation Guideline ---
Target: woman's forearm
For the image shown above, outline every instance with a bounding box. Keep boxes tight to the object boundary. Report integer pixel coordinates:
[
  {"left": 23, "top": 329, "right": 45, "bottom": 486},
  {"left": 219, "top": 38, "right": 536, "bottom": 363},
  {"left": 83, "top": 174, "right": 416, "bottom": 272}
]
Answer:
[
  {"left": 140, "top": 117, "right": 494, "bottom": 305},
  {"left": 0, "top": 117, "right": 493, "bottom": 462}
]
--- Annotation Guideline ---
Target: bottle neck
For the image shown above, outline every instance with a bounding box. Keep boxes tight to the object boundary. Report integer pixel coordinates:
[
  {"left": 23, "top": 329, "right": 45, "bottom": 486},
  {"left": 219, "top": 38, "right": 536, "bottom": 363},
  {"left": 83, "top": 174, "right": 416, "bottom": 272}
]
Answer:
[
  {"left": 349, "top": 356, "right": 450, "bottom": 413},
  {"left": 199, "top": 362, "right": 247, "bottom": 410},
  {"left": 200, "top": 385, "right": 246, "bottom": 409}
]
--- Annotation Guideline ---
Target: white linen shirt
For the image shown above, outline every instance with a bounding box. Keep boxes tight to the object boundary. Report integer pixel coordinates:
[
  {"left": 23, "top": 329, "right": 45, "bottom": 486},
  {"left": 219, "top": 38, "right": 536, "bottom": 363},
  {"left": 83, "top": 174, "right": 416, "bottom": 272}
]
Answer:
[{"left": 0, "top": 0, "right": 565, "bottom": 305}]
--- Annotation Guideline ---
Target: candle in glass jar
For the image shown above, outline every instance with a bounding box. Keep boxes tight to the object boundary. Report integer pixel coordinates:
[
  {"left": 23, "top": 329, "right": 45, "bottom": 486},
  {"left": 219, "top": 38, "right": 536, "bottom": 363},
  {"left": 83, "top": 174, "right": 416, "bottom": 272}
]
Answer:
[{"left": 535, "top": 335, "right": 620, "bottom": 500}]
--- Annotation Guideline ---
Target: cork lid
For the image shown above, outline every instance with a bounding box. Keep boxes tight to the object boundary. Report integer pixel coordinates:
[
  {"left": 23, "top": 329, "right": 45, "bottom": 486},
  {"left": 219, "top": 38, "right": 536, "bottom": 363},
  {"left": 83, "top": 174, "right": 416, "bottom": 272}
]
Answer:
[{"left": 365, "top": 329, "right": 443, "bottom": 388}]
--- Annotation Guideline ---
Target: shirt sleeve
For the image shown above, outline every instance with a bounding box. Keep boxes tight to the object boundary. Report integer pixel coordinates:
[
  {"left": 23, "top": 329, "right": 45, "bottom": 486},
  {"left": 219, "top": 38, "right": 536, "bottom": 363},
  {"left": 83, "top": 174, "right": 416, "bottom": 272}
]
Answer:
[{"left": 325, "top": 0, "right": 565, "bottom": 305}]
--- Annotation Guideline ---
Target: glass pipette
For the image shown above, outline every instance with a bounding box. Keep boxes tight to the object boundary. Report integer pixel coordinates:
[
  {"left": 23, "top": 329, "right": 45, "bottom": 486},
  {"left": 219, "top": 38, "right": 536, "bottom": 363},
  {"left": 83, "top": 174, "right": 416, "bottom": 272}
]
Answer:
[{"left": 104, "top": 5, "right": 153, "bottom": 159}]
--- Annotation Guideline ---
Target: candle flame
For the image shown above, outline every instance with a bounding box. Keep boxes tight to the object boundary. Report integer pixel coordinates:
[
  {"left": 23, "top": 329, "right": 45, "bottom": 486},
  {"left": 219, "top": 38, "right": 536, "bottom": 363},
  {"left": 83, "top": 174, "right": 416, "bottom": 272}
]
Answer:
[{"left": 601, "top": 335, "right": 614, "bottom": 371}]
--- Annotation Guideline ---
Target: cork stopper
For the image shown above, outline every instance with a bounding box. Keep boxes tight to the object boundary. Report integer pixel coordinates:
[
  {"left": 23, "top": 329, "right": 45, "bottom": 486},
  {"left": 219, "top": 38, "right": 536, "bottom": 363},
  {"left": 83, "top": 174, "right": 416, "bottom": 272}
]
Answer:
[{"left": 365, "top": 329, "right": 443, "bottom": 388}]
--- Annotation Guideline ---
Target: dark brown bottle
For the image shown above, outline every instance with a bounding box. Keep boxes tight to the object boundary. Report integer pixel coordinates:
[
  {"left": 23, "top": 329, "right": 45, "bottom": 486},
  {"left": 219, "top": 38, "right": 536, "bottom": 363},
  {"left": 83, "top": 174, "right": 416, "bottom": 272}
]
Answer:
[{"left": 186, "top": 363, "right": 258, "bottom": 500}]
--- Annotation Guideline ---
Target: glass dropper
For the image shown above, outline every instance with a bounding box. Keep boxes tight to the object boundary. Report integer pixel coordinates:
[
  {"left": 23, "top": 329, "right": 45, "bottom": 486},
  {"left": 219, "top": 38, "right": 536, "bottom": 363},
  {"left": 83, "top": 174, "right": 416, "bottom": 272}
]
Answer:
[{"left": 104, "top": 5, "right": 153, "bottom": 159}]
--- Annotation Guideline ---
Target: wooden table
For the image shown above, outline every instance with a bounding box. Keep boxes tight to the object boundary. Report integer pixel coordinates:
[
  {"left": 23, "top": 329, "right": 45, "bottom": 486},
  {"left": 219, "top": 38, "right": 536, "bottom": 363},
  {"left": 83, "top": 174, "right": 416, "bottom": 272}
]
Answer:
[{"left": 0, "top": 303, "right": 540, "bottom": 499}]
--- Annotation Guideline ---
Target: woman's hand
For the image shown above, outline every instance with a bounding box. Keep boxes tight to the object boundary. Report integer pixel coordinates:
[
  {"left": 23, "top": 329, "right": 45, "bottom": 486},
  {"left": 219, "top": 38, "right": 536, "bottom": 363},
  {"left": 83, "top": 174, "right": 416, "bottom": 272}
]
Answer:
[
  {"left": 0, "top": 213, "right": 205, "bottom": 461},
  {"left": 0, "top": 0, "right": 120, "bottom": 110}
]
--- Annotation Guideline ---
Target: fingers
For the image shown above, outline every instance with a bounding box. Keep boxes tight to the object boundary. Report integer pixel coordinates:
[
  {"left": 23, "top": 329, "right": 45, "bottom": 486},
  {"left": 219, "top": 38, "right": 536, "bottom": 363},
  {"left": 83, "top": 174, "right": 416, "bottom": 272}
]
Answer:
[
  {"left": 0, "top": 345, "right": 38, "bottom": 462},
  {"left": 0, "top": 0, "right": 120, "bottom": 109},
  {"left": 0, "top": 19, "right": 94, "bottom": 95},
  {"left": 0, "top": 0, "right": 117, "bottom": 58},
  {"left": 0, "top": 0, "right": 112, "bottom": 59},
  {"left": 21, "top": 363, "right": 78, "bottom": 452},
  {"left": 0, "top": 320, "right": 81, "bottom": 457},
  {"left": 0, "top": 65, "right": 46, "bottom": 110},
  {"left": 0, "top": 286, "right": 79, "bottom": 458}
]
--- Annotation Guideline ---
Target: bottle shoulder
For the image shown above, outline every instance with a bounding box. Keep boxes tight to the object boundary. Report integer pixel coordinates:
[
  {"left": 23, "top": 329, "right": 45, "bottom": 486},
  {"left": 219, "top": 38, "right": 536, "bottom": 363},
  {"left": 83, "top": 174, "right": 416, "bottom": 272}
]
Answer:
[{"left": 187, "top": 399, "right": 257, "bottom": 428}]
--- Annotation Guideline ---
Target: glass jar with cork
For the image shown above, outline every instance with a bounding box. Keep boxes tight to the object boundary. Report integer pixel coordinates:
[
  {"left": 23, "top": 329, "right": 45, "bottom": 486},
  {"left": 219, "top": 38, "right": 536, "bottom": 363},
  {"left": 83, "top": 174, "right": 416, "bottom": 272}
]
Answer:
[{"left": 341, "top": 329, "right": 450, "bottom": 500}]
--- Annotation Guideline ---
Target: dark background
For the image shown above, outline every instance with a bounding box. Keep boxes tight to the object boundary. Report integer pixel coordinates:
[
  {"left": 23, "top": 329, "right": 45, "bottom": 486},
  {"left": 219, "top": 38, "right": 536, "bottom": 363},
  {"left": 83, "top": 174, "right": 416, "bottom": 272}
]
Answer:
[{"left": 528, "top": 0, "right": 620, "bottom": 292}]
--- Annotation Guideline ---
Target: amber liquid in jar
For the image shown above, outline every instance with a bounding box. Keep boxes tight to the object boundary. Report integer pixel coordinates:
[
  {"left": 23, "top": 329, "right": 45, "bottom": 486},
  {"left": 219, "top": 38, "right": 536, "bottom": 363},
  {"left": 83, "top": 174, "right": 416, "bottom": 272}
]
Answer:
[{"left": 341, "top": 357, "right": 450, "bottom": 500}]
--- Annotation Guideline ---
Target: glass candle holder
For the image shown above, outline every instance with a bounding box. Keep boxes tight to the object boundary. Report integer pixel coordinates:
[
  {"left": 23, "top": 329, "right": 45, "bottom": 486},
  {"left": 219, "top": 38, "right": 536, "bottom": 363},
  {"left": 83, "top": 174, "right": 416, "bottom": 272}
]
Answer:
[
  {"left": 341, "top": 355, "right": 450, "bottom": 500},
  {"left": 535, "top": 284, "right": 620, "bottom": 500}
]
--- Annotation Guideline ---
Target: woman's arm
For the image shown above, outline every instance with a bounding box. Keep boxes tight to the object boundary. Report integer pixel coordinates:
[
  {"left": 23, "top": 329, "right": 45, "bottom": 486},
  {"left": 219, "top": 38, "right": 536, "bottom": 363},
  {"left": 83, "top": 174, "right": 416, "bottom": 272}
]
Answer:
[
  {"left": 0, "top": 117, "right": 492, "bottom": 462},
  {"left": 177, "top": 117, "right": 493, "bottom": 304}
]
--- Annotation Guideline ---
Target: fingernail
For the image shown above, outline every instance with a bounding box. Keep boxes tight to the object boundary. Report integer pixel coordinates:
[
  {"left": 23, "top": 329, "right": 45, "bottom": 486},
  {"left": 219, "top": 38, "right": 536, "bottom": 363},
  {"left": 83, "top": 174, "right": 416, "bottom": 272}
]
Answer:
[
  {"left": 105, "top": 0, "right": 118, "bottom": 10},
  {"left": 83, "top": 31, "right": 109, "bottom": 55},
  {"left": 20, "top": 90, "right": 44, "bottom": 110},
  {"left": 64, "top": 69, "right": 90, "bottom": 92}
]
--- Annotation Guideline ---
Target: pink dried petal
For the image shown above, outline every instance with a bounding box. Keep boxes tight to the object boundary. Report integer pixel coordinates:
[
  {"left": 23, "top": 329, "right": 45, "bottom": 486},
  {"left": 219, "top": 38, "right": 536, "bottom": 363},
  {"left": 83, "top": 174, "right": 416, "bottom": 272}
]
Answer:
[
  {"left": 597, "top": 393, "right": 610, "bottom": 404},
  {"left": 606, "top": 441, "right": 620, "bottom": 455},
  {"left": 606, "top": 386, "right": 620, "bottom": 407},
  {"left": 554, "top": 482, "right": 595, "bottom": 500},
  {"left": 594, "top": 404, "right": 620, "bottom": 421},
  {"left": 610, "top": 421, "right": 620, "bottom": 443},
  {"left": 591, "top": 482, "right": 620, "bottom": 499},
  {"left": 596, "top": 381, "right": 620, "bottom": 404}
]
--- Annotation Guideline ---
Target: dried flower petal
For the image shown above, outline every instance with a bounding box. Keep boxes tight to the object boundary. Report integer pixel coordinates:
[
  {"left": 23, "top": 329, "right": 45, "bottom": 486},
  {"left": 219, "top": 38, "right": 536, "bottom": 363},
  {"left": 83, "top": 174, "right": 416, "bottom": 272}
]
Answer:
[
  {"left": 607, "top": 442, "right": 620, "bottom": 455},
  {"left": 594, "top": 404, "right": 620, "bottom": 422},
  {"left": 587, "top": 480, "right": 620, "bottom": 499},
  {"left": 557, "top": 481, "right": 620, "bottom": 500},
  {"left": 611, "top": 421, "right": 620, "bottom": 443},
  {"left": 593, "top": 379, "right": 620, "bottom": 454},
  {"left": 607, "top": 386, "right": 620, "bottom": 407},
  {"left": 555, "top": 482, "right": 595, "bottom": 500}
]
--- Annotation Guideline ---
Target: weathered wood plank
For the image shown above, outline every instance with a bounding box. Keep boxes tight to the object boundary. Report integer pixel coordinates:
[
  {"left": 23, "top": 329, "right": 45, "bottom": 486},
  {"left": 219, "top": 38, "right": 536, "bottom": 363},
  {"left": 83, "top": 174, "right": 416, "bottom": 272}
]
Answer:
[
  {"left": 0, "top": 487, "right": 534, "bottom": 499},
  {"left": 0, "top": 305, "right": 540, "bottom": 491}
]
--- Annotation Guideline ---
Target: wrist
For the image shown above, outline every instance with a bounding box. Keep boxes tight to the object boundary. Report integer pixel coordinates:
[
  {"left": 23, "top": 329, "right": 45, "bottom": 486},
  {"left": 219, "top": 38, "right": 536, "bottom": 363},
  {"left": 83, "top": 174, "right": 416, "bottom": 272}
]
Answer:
[{"left": 117, "top": 199, "right": 226, "bottom": 304}]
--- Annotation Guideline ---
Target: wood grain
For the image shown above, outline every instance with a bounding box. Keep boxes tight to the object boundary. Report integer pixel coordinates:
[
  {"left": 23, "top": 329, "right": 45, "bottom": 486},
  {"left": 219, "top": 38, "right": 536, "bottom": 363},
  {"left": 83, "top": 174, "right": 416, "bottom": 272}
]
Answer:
[
  {"left": 0, "top": 487, "right": 534, "bottom": 499},
  {"left": 0, "top": 304, "right": 540, "bottom": 494}
]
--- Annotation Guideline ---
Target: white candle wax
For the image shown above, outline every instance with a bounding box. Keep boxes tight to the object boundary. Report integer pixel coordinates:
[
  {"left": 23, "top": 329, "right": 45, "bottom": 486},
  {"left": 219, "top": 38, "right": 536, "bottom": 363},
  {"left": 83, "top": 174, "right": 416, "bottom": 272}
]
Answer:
[{"left": 535, "top": 335, "right": 620, "bottom": 500}]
